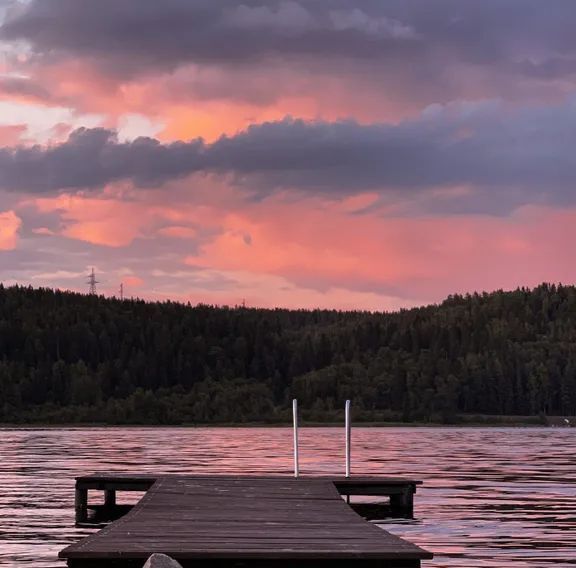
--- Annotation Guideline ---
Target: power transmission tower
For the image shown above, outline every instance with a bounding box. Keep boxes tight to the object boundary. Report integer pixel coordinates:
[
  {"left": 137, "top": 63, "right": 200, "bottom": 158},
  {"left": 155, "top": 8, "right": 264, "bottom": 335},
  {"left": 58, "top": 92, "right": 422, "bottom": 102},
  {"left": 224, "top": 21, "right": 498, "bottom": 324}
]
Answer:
[
  {"left": 119, "top": 282, "right": 124, "bottom": 301},
  {"left": 87, "top": 268, "right": 99, "bottom": 295}
]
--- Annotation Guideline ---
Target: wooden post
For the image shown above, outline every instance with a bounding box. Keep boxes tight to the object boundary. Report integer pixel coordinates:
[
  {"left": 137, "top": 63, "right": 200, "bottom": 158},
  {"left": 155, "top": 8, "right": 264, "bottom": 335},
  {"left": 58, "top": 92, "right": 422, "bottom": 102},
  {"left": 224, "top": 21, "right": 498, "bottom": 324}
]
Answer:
[
  {"left": 104, "top": 489, "right": 116, "bottom": 509},
  {"left": 75, "top": 485, "right": 88, "bottom": 524},
  {"left": 389, "top": 486, "right": 415, "bottom": 518}
]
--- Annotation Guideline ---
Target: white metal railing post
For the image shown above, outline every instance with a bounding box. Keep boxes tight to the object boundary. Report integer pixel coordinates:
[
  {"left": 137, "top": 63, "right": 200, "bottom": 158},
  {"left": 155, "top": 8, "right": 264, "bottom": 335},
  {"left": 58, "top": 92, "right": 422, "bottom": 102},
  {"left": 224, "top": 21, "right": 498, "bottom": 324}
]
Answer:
[
  {"left": 345, "top": 400, "right": 351, "bottom": 478},
  {"left": 293, "top": 399, "right": 299, "bottom": 478}
]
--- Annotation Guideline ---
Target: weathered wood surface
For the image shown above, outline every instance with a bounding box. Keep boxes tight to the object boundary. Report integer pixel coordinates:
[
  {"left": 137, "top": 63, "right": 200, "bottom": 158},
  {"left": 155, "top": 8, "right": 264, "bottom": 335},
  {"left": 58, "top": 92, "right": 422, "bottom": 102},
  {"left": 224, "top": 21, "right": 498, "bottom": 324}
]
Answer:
[
  {"left": 60, "top": 476, "right": 432, "bottom": 568},
  {"left": 74, "top": 474, "right": 420, "bottom": 523}
]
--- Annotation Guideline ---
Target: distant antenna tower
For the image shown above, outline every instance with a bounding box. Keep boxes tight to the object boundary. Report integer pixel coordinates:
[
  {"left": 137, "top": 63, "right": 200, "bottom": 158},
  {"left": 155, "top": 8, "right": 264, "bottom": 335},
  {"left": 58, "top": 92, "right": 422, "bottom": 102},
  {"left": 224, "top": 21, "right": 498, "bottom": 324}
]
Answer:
[
  {"left": 119, "top": 282, "right": 124, "bottom": 301},
  {"left": 87, "top": 268, "right": 99, "bottom": 295}
]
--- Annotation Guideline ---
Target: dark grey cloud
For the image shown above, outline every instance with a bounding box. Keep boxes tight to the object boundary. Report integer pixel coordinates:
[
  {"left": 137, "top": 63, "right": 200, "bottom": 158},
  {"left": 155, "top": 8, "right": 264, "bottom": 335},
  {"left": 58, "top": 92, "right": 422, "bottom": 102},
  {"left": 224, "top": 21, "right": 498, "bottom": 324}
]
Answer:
[
  {"left": 0, "top": 127, "right": 206, "bottom": 191},
  {"left": 3, "top": 0, "right": 576, "bottom": 83},
  {"left": 0, "top": 75, "right": 57, "bottom": 103},
  {"left": 0, "top": 0, "right": 419, "bottom": 75},
  {"left": 1, "top": 100, "right": 575, "bottom": 213}
]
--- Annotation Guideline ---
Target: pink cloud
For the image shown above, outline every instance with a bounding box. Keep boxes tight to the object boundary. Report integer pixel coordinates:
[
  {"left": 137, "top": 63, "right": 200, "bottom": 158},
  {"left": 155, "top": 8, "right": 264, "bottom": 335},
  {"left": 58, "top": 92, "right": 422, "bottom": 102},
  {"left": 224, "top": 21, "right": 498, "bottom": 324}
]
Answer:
[
  {"left": 28, "top": 179, "right": 234, "bottom": 249},
  {"left": 32, "top": 227, "right": 56, "bottom": 236},
  {"left": 148, "top": 270, "right": 419, "bottom": 311},
  {"left": 0, "top": 59, "right": 421, "bottom": 143},
  {"left": 157, "top": 226, "right": 197, "bottom": 239},
  {"left": 122, "top": 275, "right": 144, "bottom": 288},
  {"left": 0, "top": 210, "right": 22, "bottom": 250},
  {"left": 0, "top": 124, "right": 27, "bottom": 145},
  {"left": 186, "top": 198, "right": 576, "bottom": 304},
  {"left": 21, "top": 180, "right": 576, "bottom": 310},
  {"left": 29, "top": 184, "right": 216, "bottom": 246},
  {"left": 33, "top": 194, "right": 155, "bottom": 247}
]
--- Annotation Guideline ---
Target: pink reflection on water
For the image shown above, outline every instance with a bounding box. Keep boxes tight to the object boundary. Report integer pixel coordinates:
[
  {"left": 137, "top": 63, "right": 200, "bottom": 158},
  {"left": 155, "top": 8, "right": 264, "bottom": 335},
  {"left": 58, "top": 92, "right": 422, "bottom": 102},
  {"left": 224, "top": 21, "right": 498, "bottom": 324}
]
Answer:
[{"left": 1, "top": 427, "right": 575, "bottom": 567}]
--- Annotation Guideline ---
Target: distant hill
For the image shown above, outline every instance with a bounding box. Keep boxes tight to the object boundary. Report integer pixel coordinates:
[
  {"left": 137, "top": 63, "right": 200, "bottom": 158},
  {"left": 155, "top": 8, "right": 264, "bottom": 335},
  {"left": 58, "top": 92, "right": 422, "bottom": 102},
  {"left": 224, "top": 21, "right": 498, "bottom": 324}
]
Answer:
[{"left": 0, "top": 283, "right": 575, "bottom": 425}]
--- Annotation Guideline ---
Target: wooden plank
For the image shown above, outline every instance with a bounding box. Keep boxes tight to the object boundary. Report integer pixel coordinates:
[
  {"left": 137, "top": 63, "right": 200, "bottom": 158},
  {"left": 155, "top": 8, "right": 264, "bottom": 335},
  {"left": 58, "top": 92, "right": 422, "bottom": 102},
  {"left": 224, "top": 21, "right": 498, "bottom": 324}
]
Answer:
[
  {"left": 78, "top": 474, "right": 422, "bottom": 486},
  {"left": 68, "top": 560, "right": 423, "bottom": 568}
]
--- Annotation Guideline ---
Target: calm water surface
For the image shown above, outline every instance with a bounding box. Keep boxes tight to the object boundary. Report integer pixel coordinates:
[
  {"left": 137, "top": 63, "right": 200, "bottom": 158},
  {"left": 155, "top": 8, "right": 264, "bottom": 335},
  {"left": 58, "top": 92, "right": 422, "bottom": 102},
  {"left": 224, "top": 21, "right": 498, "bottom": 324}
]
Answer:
[{"left": 1, "top": 427, "right": 575, "bottom": 567}]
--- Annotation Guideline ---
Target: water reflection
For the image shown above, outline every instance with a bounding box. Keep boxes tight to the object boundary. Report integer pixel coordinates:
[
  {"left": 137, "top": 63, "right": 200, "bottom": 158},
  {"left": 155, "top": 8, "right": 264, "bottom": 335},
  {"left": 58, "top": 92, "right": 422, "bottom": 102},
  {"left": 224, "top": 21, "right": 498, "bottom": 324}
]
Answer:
[{"left": 1, "top": 427, "right": 575, "bottom": 567}]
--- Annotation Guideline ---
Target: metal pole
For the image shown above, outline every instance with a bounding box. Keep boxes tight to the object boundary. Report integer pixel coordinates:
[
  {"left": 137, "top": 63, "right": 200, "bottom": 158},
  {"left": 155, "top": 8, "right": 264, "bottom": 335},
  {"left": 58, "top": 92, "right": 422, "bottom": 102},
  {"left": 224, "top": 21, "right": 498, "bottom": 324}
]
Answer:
[
  {"left": 345, "top": 400, "right": 351, "bottom": 478},
  {"left": 293, "top": 399, "right": 299, "bottom": 478}
]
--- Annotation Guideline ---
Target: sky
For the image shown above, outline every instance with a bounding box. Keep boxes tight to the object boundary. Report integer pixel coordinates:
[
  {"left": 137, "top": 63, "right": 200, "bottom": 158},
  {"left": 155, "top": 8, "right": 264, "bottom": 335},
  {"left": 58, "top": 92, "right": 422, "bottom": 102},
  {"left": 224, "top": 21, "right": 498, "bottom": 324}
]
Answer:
[{"left": 0, "top": 0, "right": 574, "bottom": 311}]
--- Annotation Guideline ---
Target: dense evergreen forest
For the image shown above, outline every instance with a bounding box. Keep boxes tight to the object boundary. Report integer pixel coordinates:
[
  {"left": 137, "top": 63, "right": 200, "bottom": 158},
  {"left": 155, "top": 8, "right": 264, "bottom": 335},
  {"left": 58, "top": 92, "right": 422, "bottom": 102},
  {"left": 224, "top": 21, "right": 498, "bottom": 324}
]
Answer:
[{"left": 0, "top": 283, "right": 575, "bottom": 424}]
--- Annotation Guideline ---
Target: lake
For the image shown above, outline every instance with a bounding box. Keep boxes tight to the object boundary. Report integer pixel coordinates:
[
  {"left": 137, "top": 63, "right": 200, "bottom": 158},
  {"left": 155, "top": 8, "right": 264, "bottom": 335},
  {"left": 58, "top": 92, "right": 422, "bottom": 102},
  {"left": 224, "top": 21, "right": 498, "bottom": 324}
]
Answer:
[{"left": 1, "top": 427, "right": 575, "bottom": 567}]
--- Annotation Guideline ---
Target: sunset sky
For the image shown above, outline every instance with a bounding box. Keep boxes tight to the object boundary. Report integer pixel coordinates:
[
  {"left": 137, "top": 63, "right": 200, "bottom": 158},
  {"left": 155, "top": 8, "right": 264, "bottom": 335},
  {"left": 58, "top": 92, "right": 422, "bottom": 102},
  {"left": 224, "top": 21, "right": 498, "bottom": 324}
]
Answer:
[{"left": 0, "top": 0, "right": 574, "bottom": 310}]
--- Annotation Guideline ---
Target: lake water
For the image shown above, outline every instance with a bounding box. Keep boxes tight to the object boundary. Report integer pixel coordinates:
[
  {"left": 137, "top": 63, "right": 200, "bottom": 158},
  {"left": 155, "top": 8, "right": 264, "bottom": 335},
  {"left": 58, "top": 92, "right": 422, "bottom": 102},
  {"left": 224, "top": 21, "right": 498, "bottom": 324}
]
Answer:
[{"left": 1, "top": 427, "right": 575, "bottom": 567}]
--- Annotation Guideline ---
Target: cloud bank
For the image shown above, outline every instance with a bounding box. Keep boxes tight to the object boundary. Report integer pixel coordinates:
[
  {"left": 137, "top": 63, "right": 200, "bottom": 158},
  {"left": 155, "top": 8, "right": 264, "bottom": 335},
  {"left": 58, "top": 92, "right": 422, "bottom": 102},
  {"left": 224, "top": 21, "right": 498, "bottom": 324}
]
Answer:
[
  {"left": 1, "top": 101, "right": 575, "bottom": 213},
  {"left": 4, "top": 0, "right": 576, "bottom": 74},
  {"left": 3, "top": 0, "right": 576, "bottom": 117}
]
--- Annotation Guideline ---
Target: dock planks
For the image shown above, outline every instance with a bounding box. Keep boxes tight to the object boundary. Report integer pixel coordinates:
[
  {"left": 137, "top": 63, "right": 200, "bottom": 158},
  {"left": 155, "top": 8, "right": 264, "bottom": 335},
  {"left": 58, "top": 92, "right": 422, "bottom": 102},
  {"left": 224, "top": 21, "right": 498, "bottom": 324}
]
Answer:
[{"left": 60, "top": 475, "right": 433, "bottom": 568}]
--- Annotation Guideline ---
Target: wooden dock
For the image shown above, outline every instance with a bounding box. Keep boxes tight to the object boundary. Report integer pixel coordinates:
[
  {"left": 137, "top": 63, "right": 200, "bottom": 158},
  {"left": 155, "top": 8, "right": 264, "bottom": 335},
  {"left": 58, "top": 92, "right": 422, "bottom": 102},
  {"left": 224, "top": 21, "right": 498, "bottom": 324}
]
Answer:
[{"left": 60, "top": 475, "right": 433, "bottom": 568}]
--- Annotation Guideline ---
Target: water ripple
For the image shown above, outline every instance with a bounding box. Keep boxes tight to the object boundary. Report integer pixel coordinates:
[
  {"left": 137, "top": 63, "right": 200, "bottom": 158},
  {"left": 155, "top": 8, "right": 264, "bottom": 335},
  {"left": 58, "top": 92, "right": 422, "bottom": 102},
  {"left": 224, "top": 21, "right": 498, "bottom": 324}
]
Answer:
[{"left": 0, "top": 427, "right": 575, "bottom": 567}]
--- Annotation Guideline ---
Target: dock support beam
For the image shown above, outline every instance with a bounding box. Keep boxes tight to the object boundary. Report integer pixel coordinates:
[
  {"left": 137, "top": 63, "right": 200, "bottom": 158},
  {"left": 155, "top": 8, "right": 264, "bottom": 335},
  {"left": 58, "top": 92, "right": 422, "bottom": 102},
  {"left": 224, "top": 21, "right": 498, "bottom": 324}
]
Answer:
[
  {"left": 389, "top": 487, "right": 415, "bottom": 519},
  {"left": 75, "top": 486, "right": 88, "bottom": 525},
  {"left": 104, "top": 489, "right": 116, "bottom": 509}
]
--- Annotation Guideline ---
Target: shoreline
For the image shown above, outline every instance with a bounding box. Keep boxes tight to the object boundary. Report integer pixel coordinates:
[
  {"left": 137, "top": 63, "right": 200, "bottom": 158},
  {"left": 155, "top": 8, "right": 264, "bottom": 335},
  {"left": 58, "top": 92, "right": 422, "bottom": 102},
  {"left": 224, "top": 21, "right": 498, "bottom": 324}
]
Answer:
[{"left": 0, "top": 418, "right": 571, "bottom": 429}]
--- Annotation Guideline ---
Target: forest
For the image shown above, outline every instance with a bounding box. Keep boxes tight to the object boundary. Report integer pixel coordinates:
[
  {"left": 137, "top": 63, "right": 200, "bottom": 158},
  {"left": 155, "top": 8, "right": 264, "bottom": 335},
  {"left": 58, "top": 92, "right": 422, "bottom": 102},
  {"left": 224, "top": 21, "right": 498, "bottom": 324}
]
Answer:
[{"left": 0, "top": 283, "right": 575, "bottom": 424}]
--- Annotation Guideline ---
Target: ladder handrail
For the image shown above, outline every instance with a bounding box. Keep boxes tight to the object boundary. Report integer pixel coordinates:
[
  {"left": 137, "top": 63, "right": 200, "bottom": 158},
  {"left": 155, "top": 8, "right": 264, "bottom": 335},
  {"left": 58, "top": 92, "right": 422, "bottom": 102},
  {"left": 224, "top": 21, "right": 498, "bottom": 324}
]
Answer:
[
  {"left": 292, "top": 399, "right": 299, "bottom": 478},
  {"left": 292, "top": 399, "right": 352, "bottom": 478},
  {"left": 345, "top": 399, "right": 351, "bottom": 478}
]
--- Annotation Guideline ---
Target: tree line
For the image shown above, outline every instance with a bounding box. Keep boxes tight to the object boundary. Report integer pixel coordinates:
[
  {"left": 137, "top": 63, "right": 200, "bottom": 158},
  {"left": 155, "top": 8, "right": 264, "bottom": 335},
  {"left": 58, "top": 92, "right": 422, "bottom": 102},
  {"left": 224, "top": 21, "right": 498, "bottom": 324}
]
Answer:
[{"left": 0, "top": 283, "right": 575, "bottom": 424}]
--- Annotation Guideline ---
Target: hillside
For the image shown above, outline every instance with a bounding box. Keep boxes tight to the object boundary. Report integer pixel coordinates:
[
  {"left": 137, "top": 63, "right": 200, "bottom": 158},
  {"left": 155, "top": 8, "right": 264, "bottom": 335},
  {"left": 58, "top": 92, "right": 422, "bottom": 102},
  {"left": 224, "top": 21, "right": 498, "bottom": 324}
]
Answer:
[{"left": 0, "top": 283, "right": 575, "bottom": 424}]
